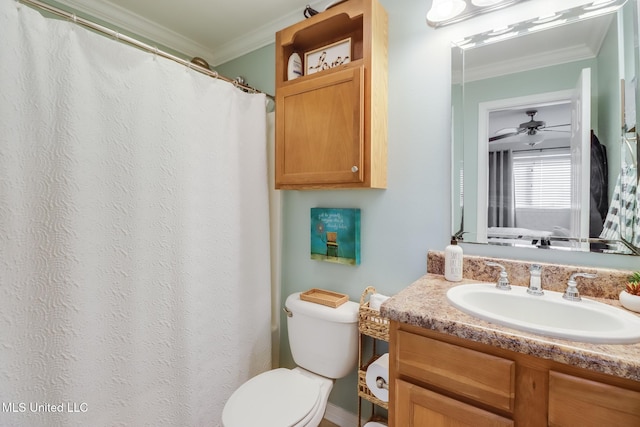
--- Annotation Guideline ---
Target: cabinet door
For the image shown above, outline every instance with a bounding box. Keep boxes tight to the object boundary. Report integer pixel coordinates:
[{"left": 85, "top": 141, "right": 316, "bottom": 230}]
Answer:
[
  {"left": 275, "top": 66, "right": 364, "bottom": 187},
  {"left": 395, "top": 379, "right": 514, "bottom": 427},
  {"left": 396, "top": 330, "right": 515, "bottom": 413},
  {"left": 549, "top": 371, "right": 640, "bottom": 426}
]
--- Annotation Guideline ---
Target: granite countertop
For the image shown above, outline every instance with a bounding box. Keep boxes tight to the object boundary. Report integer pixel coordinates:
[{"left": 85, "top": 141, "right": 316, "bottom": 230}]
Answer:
[{"left": 380, "top": 274, "right": 640, "bottom": 382}]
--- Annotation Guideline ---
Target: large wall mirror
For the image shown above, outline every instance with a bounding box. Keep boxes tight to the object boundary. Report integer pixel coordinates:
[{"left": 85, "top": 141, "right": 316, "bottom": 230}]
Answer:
[{"left": 452, "top": 0, "right": 640, "bottom": 255}]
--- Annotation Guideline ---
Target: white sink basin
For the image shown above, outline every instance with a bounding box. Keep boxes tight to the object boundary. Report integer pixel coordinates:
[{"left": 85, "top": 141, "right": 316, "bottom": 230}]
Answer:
[{"left": 446, "top": 284, "right": 640, "bottom": 344}]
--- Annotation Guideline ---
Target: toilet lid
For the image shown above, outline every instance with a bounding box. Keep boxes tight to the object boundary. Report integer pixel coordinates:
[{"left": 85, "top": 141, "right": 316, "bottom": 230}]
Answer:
[{"left": 222, "top": 368, "right": 321, "bottom": 427}]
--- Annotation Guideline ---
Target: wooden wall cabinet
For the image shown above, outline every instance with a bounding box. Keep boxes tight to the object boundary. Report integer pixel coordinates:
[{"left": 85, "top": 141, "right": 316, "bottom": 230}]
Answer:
[
  {"left": 389, "top": 321, "right": 640, "bottom": 427},
  {"left": 274, "top": 0, "right": 388, "bottom": 189}
]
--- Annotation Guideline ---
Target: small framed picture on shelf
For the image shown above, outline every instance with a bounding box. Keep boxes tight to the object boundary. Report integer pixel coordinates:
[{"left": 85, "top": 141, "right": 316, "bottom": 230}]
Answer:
[{"left": 304, "top": 38, "right": 351, "bottom": 75}]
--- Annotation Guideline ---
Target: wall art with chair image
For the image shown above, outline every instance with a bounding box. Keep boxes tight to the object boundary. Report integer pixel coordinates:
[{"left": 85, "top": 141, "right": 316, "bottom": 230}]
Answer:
[{"left": 310, "top": 207, "right": 361, "bottom": 265}]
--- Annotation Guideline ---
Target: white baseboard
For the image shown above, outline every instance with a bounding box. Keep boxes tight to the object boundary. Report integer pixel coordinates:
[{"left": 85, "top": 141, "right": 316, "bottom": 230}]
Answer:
[{"left": 324, "top": 402, "right": 359, "bottom": 427}]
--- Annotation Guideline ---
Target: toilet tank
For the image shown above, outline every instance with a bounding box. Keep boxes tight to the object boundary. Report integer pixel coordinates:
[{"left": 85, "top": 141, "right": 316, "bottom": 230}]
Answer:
[{"left": 285, "top": 292, "right": 359, "bottom": 379}]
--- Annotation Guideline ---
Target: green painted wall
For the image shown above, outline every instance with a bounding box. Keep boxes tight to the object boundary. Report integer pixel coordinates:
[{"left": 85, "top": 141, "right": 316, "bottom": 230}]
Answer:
[
  {"left": 216, "top": 44, "right": 275, "bottom": 97},
  {"left": 220, "top": 0, "right": 640, "bottom": 416}
]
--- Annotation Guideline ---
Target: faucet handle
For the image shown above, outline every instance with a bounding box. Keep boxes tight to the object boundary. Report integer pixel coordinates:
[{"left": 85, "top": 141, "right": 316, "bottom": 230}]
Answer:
[
  {"left": 563, "top": 272, "right": 597, "bottom": 301},
  {"left": 486, "top": 262, "right": 511, "bottom": 290}
]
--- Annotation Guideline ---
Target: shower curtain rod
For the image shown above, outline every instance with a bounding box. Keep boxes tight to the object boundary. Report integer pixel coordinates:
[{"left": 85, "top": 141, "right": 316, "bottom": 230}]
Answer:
[{"left": 18, "top": 0, "right": 275, "bottom": 101}]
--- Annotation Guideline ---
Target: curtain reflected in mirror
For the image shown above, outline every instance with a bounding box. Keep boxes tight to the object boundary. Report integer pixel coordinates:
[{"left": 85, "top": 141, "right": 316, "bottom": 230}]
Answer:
[{"left": 488, "top": 150, "right": 514, "bottom": 228}]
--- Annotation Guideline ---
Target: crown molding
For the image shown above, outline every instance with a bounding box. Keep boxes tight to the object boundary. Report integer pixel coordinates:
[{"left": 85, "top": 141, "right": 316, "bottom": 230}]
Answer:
[
  {"left": 51, "top": 0, "right": 332, "bottom": 66},
  {"left": 51, "top": 0, "right": 211, "bottom": 59},
  {"left": 209, "top": 7, "right": 306, "bottom": 66},
  {"left": 464, "top": 11, "right": 611, "bottom": 83},
  {"left": 465, "top": 44, "right": 596, "bottom": 82}
]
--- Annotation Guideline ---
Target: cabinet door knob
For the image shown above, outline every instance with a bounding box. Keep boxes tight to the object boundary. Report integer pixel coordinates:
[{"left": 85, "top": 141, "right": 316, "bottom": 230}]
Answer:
[{"left": 351, "top": 166, "right": 359, "bottom": 173}]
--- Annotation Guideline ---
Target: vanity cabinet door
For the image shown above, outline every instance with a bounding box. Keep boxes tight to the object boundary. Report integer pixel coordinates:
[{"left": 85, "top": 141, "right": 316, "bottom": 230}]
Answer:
[
  {"left": 396, "top": 379, "right": 514, "bottom": 427},
  {"left": 549, "top": 371, "right": 640, "bottom": 426},
  {"left": 396, "top": 330, "right": 516, "bottom": 413}
]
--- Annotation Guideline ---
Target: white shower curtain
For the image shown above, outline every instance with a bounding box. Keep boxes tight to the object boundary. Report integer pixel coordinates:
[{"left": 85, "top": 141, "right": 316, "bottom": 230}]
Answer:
[{"left": 0, "top": 1, "right": 272, "bottom": 426}]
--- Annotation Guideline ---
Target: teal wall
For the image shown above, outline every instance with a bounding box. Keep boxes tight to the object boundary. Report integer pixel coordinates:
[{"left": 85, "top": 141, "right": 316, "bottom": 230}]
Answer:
[
  {"left": 216, "top": 44, "right": 276, "bottom": 97},
  {"left": 219, "top": 0, "right": 640, "bottom": 415}
]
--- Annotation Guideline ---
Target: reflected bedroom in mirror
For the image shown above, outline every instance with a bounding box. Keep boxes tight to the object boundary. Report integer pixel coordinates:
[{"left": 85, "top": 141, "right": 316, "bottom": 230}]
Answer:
[{"left": 451, "top": 0, "right": 640, "bottom": 255}]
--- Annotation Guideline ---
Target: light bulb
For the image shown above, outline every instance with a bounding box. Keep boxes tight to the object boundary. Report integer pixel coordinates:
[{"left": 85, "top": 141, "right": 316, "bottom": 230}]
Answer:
[
  {"left": 520, "top": 131, "right": 545, "bottom": 146},
  {"left": 471, "top": 0, "right": 505, "bottom": 6},
  {"left": 427, "top": 0, "right": 467, "bottom": 23}
]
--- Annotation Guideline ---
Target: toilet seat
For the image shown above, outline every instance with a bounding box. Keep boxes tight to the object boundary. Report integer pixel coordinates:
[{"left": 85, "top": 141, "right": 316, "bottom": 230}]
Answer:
[{"left": 222, "top": 368, "right": 325, "bottom": 427}]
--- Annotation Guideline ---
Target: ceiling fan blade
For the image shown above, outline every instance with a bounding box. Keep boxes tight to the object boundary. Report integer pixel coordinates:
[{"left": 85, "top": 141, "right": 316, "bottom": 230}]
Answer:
[
  {"left": 489, "top": 132, "right": 520, "bottom": 142},
  {"left": 495, "top": 127, "right": 519, "bottom": 135},
  {"left": 541, "top": 123, "right": 571, "bottom": 129},
  {"left": 541, "top": 129, "right": 570, "bottom": 133}
]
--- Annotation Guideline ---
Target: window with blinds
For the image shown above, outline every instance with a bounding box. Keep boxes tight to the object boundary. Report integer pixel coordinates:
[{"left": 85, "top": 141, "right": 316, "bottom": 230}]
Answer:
[{"left": 513, "top": 148, "right": 571, "bottom": 209}]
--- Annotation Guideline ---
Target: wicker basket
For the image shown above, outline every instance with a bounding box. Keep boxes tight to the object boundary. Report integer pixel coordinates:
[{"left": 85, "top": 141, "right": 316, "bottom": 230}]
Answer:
[
  {"left": 357, "top": 354, "right": 389, "bottom": 410},
  {"left": 358, "top": 286, "right": 390, "bottom": 341},
  {"left": 357, "top": 286, "right": 390, "bottom": 426}
]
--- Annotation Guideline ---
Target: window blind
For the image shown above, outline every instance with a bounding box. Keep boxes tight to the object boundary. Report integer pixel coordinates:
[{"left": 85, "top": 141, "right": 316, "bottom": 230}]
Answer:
[{"left": 513, "top": 148, "right": 571, "bottom": 209}]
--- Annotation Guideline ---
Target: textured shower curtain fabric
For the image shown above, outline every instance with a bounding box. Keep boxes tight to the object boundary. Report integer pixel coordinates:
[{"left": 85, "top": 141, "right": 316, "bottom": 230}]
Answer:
[{"left": 0, "top": 1, "right": 271, "bottom": 426}]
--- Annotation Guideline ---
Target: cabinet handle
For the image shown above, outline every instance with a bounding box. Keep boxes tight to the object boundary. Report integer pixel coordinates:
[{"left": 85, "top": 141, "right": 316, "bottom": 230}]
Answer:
[{"left": 351, "top": 166, "right": 359, "bottom": 173}]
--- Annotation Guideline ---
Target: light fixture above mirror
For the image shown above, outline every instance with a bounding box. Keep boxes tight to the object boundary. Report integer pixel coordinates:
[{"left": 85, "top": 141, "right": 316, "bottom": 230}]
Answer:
[
  {"left": 427, "top": 0, "right": 467, "bottom": 24},
  {"left": 426, "top": 0, "right": 526, "bottom": 27},
  {"left": 450, "top": 0, "right": 629, "bottom": 49},
  {"left": 427, "top": 0, "right": 625, "bottom": 28},
  {"left": 472, "top": 0, "right": 508, "bottom": 6}
]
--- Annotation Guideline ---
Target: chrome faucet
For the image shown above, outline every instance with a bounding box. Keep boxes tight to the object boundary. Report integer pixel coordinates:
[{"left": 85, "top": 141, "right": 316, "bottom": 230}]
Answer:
[
  {"left": 527, "top": 264, "right": 544, "bottom": 296},
  {"left": 486, "top": 262, "right": 511, "bottom": 290},
  {"left": 563, "top": 272, "right": 597, "bottom": 301}
]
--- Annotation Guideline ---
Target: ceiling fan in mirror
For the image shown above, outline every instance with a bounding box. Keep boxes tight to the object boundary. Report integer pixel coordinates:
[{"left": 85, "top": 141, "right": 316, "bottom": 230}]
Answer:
[{"left": 489, "top": 109, "right": 570, "bottom": 146}]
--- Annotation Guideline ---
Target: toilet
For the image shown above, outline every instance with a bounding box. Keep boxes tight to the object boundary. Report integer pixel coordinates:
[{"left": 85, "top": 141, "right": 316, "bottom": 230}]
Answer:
[{"left": 222, "top": 292, "right": 359, "bottom": 427}]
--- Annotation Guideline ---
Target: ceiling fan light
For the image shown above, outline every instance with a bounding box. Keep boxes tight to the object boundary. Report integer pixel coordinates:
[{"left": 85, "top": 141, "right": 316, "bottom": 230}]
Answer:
[
  {"left": 520, "top": 131, "right": 545, "bottom": 146},
  {"left": 427, "top": 0, "right": 467, "bottom": 23},
  {"left": 471, "top": 0, "right": 505, "bottom": 7}
]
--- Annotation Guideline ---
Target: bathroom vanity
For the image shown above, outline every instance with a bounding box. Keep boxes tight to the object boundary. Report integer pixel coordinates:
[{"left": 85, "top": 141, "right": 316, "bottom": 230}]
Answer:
[{"left": 381, "top": 256, "right": 640, "bottom": 426}]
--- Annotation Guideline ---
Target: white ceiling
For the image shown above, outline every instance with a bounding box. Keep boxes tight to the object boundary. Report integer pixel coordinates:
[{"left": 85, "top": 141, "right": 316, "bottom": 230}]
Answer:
[{"left": 54, "top": 0, "right": 337, "bottom": 66}]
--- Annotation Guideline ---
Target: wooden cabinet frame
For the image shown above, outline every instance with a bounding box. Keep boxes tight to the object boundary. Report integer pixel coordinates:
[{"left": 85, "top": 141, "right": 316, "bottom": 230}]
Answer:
[
  {"left": 389, "top": 321, "right": 640, "bottom": 427},
  {"left": 274, "top": 0, "right": 387, "bottom": 189}
]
